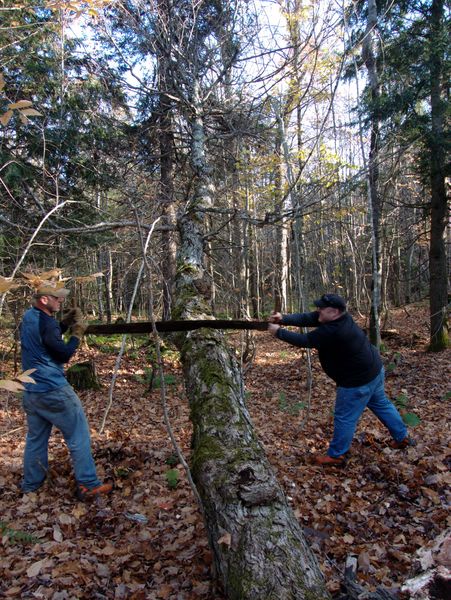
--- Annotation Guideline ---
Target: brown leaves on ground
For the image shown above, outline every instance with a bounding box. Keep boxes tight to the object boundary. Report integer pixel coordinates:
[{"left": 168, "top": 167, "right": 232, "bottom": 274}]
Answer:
[{"left": 0, "top": 305, "right": 450, "bottom": 599}]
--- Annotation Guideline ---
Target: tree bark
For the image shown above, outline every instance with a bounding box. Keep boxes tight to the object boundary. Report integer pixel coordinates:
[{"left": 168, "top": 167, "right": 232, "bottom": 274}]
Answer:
[
  {"left": 428, "top": 0, "right": 448, "bottom": 351},
  {"left": 362, "top": 0, "right": 382, "bottom": 348},
  {"left": 157, "top": 0, "right": 177, "bottom": 322},
  {"left": 273, "top": 103, "right": 289, "bottom": 314},
  {"left": 179, "top": 324, "right": 330, "bottom": 600}
]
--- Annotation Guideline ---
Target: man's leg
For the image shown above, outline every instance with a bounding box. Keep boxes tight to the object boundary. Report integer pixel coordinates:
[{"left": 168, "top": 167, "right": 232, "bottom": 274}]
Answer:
[
  {"left": 44, "top": 386, "right": 102, "bottom": 489},
  {"left": 367, "top": 369, "right": 407, "bottom": 442},
  {"left": 327, "top": 384, "right": 371, "bottom": 457},
  {"left": 22, "top": 394, "right": 52, "bottom": 492}
]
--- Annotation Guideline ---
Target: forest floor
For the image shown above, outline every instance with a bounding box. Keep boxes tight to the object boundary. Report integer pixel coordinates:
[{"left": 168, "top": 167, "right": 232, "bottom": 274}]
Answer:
[{"left": 0, "top": 303, "right": 450, "bottom": 599}]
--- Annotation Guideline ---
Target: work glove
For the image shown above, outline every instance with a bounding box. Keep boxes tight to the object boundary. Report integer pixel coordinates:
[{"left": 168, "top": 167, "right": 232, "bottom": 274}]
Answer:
[
  {"left": 60, "top": 307, "right": 82, "bottom": 327},
  {"left": 70, "top": 319, "right": 88, "bottom": 339}
]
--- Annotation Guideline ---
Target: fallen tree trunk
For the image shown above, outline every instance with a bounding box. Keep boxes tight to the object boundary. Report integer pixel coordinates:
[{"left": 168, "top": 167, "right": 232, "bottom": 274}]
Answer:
[
  {"left": 85, "top": 320, "right": 268, "bottom": 335},
  {"left": 178, "top": 324, "right": 331, "bottom": 599}
]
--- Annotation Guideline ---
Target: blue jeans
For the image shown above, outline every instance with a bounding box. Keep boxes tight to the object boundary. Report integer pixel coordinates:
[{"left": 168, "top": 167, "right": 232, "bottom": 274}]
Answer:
[
  {"left": 328, "top": 369, "right": 407, "bottom": 457},
  {"left": 22, "top": 385, "right": 101, "bottom": 492}
]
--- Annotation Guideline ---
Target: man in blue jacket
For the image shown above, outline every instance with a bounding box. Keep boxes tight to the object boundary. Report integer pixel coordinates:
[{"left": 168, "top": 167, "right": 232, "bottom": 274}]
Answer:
[
  {"left": 268, "top": 293, "right": 414, "bottom": 466},
  {"left": 20, "top": 283, "right": 112, "bottom": 499}
]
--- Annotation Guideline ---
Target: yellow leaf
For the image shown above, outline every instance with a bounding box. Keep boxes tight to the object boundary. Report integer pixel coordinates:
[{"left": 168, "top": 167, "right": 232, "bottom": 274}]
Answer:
[
  {"left": 39, "top": 269, "right": 63, "bottom": 280},
  {"left": 21, "top": 368, "right": 37, "bottom": 377},
  {"left": 16, "top": 371, "right": 36, "bottom": 384},
  {"left": 74, "top": 272, "right": 104, "bottom": 283},
  {"left": 21, "top": 272, "right": 39, "bottom": 281},
  {"left": 19, "top": 113, "right": 30, "bottom": 125},
  {"left": 8, "top": 99, "right": 33, "bottom": 110},
  {"left": 72, "top": 504, "right": 87, "bottom": 519},
  {"left": 0, "top": 110, "right": 13, "bottom": 126},
  {"left": 20, "top": 108, "right": 42, "bottom": 117},
  {"left": 0, "top": 380, "right": 25, "bottom": 393},
  {"left": 0, "top": 72, "right": 5, "bottom": 92},
  {"left": 0, "top": 276, "right": 18, "bottom": 293}
]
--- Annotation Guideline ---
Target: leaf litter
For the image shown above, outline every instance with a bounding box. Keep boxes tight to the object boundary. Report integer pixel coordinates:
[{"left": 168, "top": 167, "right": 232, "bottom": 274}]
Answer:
[{"left": 0, "top": 305, "right": 449, "bottom": 598}]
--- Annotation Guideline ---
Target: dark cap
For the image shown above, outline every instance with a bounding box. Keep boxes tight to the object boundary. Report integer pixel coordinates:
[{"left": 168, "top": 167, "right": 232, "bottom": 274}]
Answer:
[{"left": 314, "top": 293, "right": 346, "bottom": 310}]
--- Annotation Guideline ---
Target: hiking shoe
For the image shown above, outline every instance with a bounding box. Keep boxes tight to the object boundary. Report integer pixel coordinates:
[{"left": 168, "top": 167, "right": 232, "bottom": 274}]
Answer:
[
  {"left": 389, "top": 436, "right": 416, "bottom": 449},
  {"left": 314, "top": 454, "right": 346, "bottom": 466},
  {"left": 76, "top": 482, "right": 113, "bottom": 501}
]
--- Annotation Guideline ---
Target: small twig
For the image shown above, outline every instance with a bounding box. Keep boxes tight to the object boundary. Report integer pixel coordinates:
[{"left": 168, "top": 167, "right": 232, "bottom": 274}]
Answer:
[
  {"left": 0, "top": 426, "right": 24, "bottom": 438},
  {"left": 131, "top": 208, "right": 205, "bottom": 514},
  {"left": 298, "top": 343, "right": 313, "bottom": 431},
  {"left": 99, "top": 217, "right": 161, "bottom": 434}
]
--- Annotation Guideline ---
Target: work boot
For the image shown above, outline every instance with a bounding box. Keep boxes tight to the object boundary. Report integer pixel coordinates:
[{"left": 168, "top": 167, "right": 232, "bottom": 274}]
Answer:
[
  {"left": 388, "top": 436, "right": 416, "bottom": 449},
  {"left": 314, "top": 454, "right": 346, "bottom": 466},
  {"left": 76, "top": 482, "right": 113, "bottom": 501}
]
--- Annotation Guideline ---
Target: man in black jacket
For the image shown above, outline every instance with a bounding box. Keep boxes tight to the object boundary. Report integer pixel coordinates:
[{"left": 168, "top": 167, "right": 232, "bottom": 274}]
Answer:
[{"left": 268, "top": 293, "right": 413, "bottom": 465}]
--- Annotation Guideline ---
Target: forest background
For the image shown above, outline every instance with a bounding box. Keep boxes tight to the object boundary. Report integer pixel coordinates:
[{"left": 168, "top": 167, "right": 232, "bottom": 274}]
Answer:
[
  {"left": 0, "top": 0, "right": 448, "bottom": 346},
  {"left": 0, "top": 0, "right": 449, "bottom": 599}
]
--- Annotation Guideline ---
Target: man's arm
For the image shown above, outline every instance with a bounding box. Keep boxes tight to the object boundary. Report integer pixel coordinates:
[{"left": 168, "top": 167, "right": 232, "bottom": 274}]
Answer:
[
  {"left": 268, "top": 310, "right": 319, "bottom": 348},
  {"left": 40, "top": 315, "right": 79, "bottom": 363},
  {"left": 280, "top": 311, "right": 320, "bottom": 327},
  {"left": 276, "top": 327, "right": 314, "bottom": 348}
]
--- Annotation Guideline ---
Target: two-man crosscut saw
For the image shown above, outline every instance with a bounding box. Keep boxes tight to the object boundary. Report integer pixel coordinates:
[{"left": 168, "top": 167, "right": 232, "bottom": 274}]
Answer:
[{"left": 85, "top": 320, "right": 269, "bottom": 335}]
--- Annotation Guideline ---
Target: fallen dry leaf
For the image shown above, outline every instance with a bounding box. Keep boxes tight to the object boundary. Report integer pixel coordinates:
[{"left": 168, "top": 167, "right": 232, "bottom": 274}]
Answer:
[{"left": 0, "top": 306, "right": 449, "bottom": 599}]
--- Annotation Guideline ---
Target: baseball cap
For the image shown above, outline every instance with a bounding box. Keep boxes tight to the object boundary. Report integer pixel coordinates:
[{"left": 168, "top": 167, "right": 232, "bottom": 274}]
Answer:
[
  {"left": 34, "top": 282, "right": 70, "bottom": 299},
  {"left": 313, "top": 293, "right": 346, "bottom": 310}
]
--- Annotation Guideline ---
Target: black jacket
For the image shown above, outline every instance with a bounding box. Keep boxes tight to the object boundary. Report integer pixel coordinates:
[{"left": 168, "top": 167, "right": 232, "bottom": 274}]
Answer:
[{"left": 276, "top": 311, "right": 382, "bottom": 387}]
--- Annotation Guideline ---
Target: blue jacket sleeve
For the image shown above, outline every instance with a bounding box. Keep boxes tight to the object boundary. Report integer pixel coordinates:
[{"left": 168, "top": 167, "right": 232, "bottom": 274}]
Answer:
[{"left": 40, "top": 316, "right": 79, "bottom": 363}]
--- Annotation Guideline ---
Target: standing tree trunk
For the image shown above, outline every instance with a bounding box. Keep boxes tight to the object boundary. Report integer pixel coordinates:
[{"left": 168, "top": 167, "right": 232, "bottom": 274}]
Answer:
[
  {"left": 157, "top": 0, "right": 177, "bottom": 321},
  {"left": 104, "top": 248, "right": 113, "bottom": 323},
  {"left": 362, "top": 0, "right": 382, "bottom": 348},
  {"left": 273, "top": 106, "right": 289, "bottom": 314},
  {"left": 427, "top": 0, "right": 448, "bottom": 351},
  {"left": 173, "top": 79, "right": 330, "bottom": 600},
  {"left": 248, "top": 188, "right": 260, "bottom": 318}
]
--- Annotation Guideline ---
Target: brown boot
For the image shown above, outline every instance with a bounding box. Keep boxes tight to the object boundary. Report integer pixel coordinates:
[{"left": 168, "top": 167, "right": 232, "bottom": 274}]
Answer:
[
  {"left": 388, "top": 436, "right": 416, "bottom": 449},
  {"left": 76, "top": 482, "right": 113, "bottom": 501},
  {"left": 314, "top": 454, "right": 346, "bottom": 466}
]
